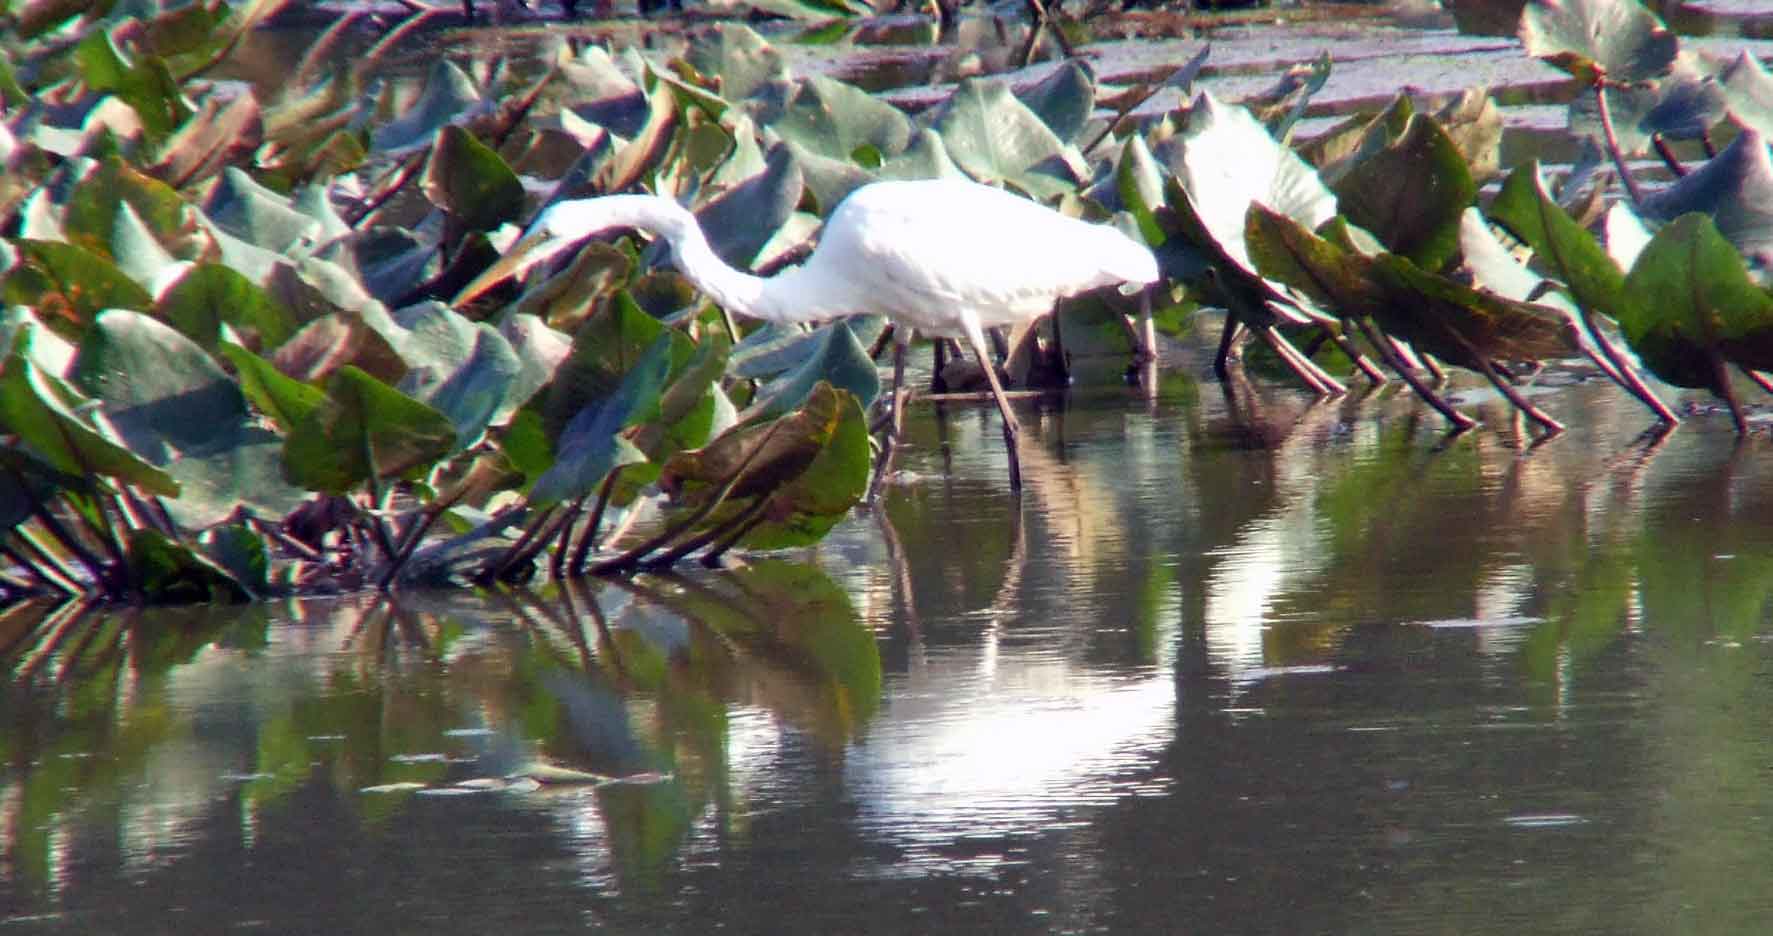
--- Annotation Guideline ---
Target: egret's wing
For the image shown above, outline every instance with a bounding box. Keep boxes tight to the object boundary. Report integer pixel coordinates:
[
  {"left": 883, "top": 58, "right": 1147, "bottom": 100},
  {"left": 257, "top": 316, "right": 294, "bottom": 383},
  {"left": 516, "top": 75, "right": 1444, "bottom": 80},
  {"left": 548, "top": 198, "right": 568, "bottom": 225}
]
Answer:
[{"left": 813, "top": 180, "right": 1155, "bottom": 334}]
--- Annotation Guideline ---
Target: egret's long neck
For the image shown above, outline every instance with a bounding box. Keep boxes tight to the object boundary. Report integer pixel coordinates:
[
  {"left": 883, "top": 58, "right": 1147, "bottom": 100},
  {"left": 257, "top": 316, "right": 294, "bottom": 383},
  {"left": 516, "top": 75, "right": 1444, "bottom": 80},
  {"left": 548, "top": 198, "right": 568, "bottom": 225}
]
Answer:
[
  {"left": 566, "top": 195, "right": 834, "bottom": 325},
  {"left": 652, "top": 207, "right": 772, "bottom": 317},
  {"left": 629, "top": 197, "right": 842, "bottom": 325}
]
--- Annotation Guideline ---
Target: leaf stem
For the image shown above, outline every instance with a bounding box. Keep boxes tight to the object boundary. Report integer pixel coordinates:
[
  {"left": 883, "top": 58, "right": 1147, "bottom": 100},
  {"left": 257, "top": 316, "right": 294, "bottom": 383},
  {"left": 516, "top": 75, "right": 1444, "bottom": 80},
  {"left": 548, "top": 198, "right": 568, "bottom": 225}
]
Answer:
[
  {"left": 1355, "top": 318, "right": 1476, "bottom": 430},
  {"left": 570, "top": 468, "right": 624, "bottom": 575},
  {"left": 1594, "top": 82, "right": 1646, "bottom": 209}
]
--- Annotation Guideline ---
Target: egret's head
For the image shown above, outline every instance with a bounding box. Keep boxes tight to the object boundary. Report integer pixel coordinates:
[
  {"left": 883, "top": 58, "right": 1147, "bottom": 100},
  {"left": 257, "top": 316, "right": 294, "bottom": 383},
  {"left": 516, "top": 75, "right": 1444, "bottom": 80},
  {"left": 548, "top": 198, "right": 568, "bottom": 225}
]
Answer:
[
  {"left": 451, "top": 195, "right": 689, "bottom": 309},
  {"left": 451, "top": 207, "right": 585, "bottom": 309}
]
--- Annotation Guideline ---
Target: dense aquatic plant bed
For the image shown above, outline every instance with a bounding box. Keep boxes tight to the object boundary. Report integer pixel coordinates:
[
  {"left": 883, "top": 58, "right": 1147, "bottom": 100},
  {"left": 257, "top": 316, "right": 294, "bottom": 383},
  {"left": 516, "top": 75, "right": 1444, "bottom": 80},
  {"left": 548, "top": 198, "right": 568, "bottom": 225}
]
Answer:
[{"left": 3, "top": 0, "right": 1773, "bottom": 603}]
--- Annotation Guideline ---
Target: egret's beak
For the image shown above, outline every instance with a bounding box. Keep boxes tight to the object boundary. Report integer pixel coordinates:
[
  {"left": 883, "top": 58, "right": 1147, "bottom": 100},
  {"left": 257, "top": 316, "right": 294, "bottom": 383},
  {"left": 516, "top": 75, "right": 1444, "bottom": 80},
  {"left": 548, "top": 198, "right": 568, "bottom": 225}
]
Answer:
[{"left": 451, "top": 230, "right": 569, "bottom": 309}]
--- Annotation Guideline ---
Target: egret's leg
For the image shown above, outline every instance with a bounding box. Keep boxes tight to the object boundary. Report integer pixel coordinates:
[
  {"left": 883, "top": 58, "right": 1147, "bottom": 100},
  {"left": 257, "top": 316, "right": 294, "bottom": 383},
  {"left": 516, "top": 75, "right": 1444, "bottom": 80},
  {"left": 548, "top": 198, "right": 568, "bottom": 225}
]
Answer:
[
  {"left": 961, "top": 314, "right": 1023, "bottom": 491},
  {"left": 890, "top": 338, "right": 911, "bottom": 437},
  {"left": 1137, "top": 289, "right": 1156, "bottom": 364},
  {"left": 867, "top": 339, "right": 912, "bottom": 504}
]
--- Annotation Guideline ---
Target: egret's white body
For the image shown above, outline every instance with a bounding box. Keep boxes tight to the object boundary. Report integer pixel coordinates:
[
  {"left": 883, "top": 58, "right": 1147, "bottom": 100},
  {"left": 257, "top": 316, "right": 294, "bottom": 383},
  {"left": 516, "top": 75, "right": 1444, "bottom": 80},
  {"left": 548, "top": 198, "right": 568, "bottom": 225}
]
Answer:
[{"left": 457, "top": 176, "right": 1161, "bottom": 491}]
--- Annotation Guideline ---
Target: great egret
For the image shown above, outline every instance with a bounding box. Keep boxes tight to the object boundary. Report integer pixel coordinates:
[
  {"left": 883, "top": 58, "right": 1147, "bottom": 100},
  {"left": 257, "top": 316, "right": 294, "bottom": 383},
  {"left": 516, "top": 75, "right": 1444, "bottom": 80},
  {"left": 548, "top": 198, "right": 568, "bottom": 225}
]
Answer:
[{"left": 454, "top": 177, "right": 1161, "bottom": 491}]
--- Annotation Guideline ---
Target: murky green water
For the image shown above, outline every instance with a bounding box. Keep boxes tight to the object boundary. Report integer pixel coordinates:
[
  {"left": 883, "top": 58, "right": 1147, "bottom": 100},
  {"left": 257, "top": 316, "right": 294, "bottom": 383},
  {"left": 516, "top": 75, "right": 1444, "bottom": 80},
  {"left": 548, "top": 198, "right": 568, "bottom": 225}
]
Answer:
[{"left": 8, "top": 319, "right": 1773, "bottom": 932}]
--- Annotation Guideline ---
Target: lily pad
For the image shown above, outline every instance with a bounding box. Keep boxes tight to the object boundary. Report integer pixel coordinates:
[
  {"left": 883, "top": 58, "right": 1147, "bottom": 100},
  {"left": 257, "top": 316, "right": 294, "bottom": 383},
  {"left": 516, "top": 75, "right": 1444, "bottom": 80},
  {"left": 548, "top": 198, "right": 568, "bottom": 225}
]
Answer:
[
  {"left": 928, "top": 77, "right": 1086, "bottom": 199},
  {"left": 1637, "top": 130, "right": 1773, "bottom": 280},
  {"left": 387, "top": 301, "right": 523, "bottom": 450},
  {"left": 1620, "top": 212, "right": 1773, "bottom": 385},
  {"left": 658, "top": 380, "right": 867, "bottom": 549},
  {"left": 218, "top": 340, "right": 326, "bottom": 434},
  {"left": 1487, "top": 162, "right": 1632, "bottom": 330},
  {"left": 372, "top": 59, "right": 486, "bottom": 154},
  {"left": 1518, "top": 0, "right": 1678, "bottom": 84},
  {"left": 524, "top": 332, "right": 670, "bottom": 509},
  {"left": 127, "top": 527, "right": 249, "bottom": 603},
  {"left": 62, "top": 156, "right": 190, "bottom": 260},
  {"left": 70, "top": 309, "right": 249, "bottom": 461},
  {"left": 1332, "top": 113, "right": 1477, "bottom": 273},
  {"left": 1017, "top": 60, "right": 1095, "bottom": 145},
  {"left": 1721, "top": 50, "right": 1773, "bottom": 138},
  {"left": 0, "top": 326, "right": 179, "bottom": 497},
  {"left": 1162, "top": 90, "right": 1337, "bottom": 277},
  {"left": 748, "top": 319, "right": 880, "bottom": 418},
  {"left": 685, "top": 24, "right": 791, "bottom": 104},
  {"left": 769, "top": 74, "right": 912, "bottom": 164},
  {"left": 282, "top": 365, "right": 458, "bottom": 494},
  {"left": 696, "top": 144, "right": 805, "bottom": 270},
  {"left": 421, "top": 125, "right": 525, "bottom": 232},
  {"left": 156, "top": 262, "right": 297, "bottom": 350},
  {"left": 2, "top": 238, "right": 155, "bottom": 332},
  {"left": 202, "top": 167, "right": 321, "bottom": 255}
]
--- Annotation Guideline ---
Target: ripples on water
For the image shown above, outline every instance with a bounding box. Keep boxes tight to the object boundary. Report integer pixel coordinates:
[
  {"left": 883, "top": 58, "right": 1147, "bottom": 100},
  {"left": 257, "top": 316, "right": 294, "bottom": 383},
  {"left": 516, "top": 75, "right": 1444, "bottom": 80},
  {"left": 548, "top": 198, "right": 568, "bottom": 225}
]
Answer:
[
  {"left": 16, "top": 4, "right": 1773, "bottom": 924},
  {"left": 11, "top": 337, "right": 1773, "bottom": 932}
]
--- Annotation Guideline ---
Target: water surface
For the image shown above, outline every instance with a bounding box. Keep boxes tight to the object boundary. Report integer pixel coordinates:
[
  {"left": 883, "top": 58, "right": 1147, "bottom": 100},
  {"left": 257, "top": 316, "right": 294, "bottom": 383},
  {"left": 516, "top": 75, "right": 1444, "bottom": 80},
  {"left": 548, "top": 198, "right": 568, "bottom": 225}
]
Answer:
[{"left": 8, "top": 322, "right": 1773, "bottom": 932}]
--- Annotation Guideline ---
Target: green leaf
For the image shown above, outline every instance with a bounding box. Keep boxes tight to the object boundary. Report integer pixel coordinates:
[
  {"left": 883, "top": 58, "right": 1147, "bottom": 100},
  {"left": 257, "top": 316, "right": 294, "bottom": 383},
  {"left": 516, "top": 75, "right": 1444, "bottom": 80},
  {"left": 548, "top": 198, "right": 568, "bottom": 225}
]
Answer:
[
  {"left": 199, "top": 523, "right": 271, "bottom": 597},
  {"left": 658, "top": 382, "right": 866, "bottom": 549},
  {"left": 63, "top": 156, "right": 190, "bottom": 260},
  {"left": 1487, "top": 162, "right": 1633, "bottom": 327},
  {"left": 733, "top": 386, "right": 869, "bottom": 549},
  {"left": 163, "top": 424, "right": 310, "bottom": 529},
  {"left": 525, "top": 333, "right": 674, "bottom": 508},
  {"left": 876, "top": 129, "right": 963, "bottom": 182},
  {"left": 0, "top": 449, "right": 70, "bottom": 536},
  {"left": 282, "top": 366, "right": 457, "bottom": 494},
  {"left": 1518, "top": 0, "right": 1678, "bottom": 83},
  {"left": 1569, "top": 66, "right": 1725, "bottom": 156},
  {"left": 1637, "top": 130, "right": 1773, "bottom": 277},
  {"left": 70, "top": 309, "right": 249, "bottom": 462},
  {"left": 1622, "top": 213, "right": 1773, "bottom": 386},
  {"left": 1721, "top": 50, "right": 1773, "bottom": 139},
  {"left": 684, "top": 24, "right": 790, "bottom": 103},
  {"left": 1166, "top": 90, "right": 1338, "bottom": 277},
  {"left": 385, "top": 302, "right": 522, "bottom": 450},
  {"left": 627, "top": 333, "right": 732, "bottom": 465},
  {"left": 127, "top": 528, "right": 248, "bottom": 603},
  {"left": 1245, "top": 202, "right": 1387, "bottom": 318},
  {"left": 749, "top": 319, "right": 880, "bottom": 418},
  {"left": 218, "top": 341, "right": 326, "bottom": 434},
  {"left": 769, "top": 75, "right": 913, "bottom": 163},
  {"left": 107, "top": 200, "right": 187, "bottom": 295},
  {"left": 1016, "top": 59, "right": 1095, "bottom": 143},
  {"left": 1302, "top": 94, "right": 1414, "bottom": 185},
  {"left": 372, "top": 59, "right": 485, "bottom": 153},
  {"left": 152, "top": 86, "right": 263, "bottom": 188},
  {"left": 0, "top": 307, "right": 77, "bottom": 375},
  {"left": 65, "top": 312, "right": 309, "bottom": 528},
  {"left": 2, "top": 238, "right": 155, "bottom": 331},
  {"left": 1116, "top": 135, "right": 1166, "bottom": 247},
  {"left": 0, "top": 329, "right": 179, "bottom": 497},
  {"left": 201, "top": 167, "right": 321, "bottom": 254},
  {"left": 1247, "top": 203, "right": 1577, "bottom": 367},
  {"left": 1332, "top": 114, "right": 1476, "bottom": 272},
  {"left": 74, "top": 32, "right": 190, "bottom": 140},
  {"left": 729, "top": 315, "right": 887, "bottom": 379},
  {"left": 421, "top": 125, "right": 525, "bottom": 232},
  {"left": 156, "top": 262, "right": 297, "bottom": 350},
  {"left": 928, "top": 77, "right": 1085, "bottom": 199},
  {"left": 495, "top": 313, "right": 572, "bottom": 425},
  {"left": 695, "top": 144, "right": 805, "bottom": 269},
  {"left": 1367, "top": 253, "right": 1580, "bottom": 367},
  {"left": 593, "top": 74, "right": 679, "bottom": 194},
  {"left": 541, "top": 296, "right": 672, "bottom": 441}
]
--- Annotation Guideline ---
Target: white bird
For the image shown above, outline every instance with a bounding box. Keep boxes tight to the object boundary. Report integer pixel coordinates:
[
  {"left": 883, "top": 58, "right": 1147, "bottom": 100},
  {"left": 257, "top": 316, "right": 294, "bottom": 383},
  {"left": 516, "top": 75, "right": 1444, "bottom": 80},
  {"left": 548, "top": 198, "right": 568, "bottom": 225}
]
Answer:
[{"left": 454, "top": 177, "right": 1161, "bottom": 492}]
